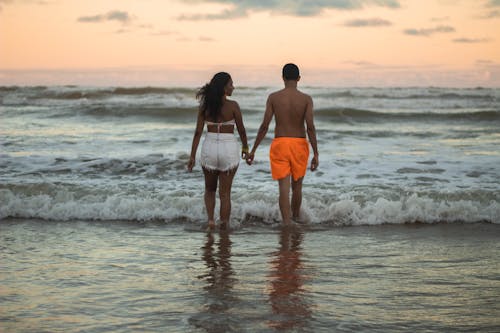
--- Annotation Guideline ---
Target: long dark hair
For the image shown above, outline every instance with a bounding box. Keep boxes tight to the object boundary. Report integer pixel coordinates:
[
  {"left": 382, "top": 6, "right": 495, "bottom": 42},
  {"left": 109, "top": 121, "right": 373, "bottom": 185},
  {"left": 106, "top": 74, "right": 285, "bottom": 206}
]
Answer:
[{"left": 196, "top": 72, "right": 231, "bottom": 120}]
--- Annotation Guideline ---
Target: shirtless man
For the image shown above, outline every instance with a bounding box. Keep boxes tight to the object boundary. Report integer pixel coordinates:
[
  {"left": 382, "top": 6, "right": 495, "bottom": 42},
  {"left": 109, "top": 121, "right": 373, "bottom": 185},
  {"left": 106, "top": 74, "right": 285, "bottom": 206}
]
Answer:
[{"left": 246, "top": 63, "right": 319, "bottom": 225}]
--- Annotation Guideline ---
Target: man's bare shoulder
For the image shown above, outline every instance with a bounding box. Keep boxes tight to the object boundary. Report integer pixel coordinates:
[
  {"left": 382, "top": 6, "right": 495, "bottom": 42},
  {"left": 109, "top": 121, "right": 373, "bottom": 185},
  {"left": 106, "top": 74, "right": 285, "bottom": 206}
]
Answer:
[
  {"left": 297, "top": 89, "right": 312, "bottom": 101},
  {"left": 268, "top": 89, "right": 285, "bottom": 100}
]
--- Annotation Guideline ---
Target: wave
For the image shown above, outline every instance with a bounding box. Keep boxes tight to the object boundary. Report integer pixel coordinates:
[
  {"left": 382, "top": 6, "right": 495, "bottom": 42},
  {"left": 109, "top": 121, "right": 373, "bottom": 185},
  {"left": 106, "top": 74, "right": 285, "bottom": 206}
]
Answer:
[
  {"left": 2, "top": 86, "right": 498, "bottom": 101},
  {"left": 1, "top": 184, "right": 498, "bottom": 225},
  {"left": 0, "top": 86, "right": 197, "bottom": 101},
  {"left": 311, "top": 87, "right": 499, "bottom": 101},
  {"left": 372, "top": 92, "right": 496, "bottom": 101},
  {"left": 315, "top": 108, "right": 500, "bottom": 122},
  {"left": 9, "top": 154, "right": 189, "bottom": 177},
  {"left": 80, "top": 105, "right": 198, "bottom": 119},
  {"left": 111, "top": 87, "right": 195, "bottom": 96}
]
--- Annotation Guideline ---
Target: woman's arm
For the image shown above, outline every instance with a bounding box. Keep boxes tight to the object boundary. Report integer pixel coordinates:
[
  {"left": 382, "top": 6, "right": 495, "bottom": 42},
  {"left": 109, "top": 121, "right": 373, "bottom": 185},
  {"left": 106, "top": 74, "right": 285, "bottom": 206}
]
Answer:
[{"left": 187, "top": 108, "right": 205, "bottom": 172}]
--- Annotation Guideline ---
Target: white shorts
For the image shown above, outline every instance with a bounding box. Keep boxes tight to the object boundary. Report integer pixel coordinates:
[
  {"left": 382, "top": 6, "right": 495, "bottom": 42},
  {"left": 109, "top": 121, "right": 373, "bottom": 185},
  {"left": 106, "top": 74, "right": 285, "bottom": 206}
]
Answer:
[{"left": 200, "top": 132, "right": 240, "bottom": 171}]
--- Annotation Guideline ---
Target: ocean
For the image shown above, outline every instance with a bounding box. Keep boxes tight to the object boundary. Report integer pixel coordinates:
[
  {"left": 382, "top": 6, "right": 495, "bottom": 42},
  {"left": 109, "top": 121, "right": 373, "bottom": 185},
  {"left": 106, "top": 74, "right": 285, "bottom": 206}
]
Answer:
[
  {"left": 1, "top": 85, "right": 499, "bottom": 332},
  {"left": 1, "top": 85, "right": 499, "bottom": 224}
]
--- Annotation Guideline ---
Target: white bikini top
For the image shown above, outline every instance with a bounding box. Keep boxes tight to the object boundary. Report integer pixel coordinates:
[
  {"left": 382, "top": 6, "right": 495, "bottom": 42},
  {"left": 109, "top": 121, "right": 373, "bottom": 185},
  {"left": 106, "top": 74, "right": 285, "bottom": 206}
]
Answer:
[{"left": 205, "top": 119, "right": 236, "bottom": 132}]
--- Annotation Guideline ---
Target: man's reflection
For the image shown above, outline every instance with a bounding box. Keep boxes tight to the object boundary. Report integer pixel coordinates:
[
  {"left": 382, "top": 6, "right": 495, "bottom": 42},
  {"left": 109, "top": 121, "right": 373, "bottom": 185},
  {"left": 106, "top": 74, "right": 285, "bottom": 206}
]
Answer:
[
  {"left": 267, "top": 226, "right": 312, "bottom": 331},
  {"left": 191, "top": 230, "right": 238, "bottom": 332}
]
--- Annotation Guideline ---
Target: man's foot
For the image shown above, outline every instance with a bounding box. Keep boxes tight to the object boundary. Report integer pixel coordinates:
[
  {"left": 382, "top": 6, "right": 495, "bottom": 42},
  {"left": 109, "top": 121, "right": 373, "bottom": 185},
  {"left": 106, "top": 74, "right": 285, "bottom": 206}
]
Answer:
[{"left": 292, "top": 211, "right": 310, "bottom": 224}]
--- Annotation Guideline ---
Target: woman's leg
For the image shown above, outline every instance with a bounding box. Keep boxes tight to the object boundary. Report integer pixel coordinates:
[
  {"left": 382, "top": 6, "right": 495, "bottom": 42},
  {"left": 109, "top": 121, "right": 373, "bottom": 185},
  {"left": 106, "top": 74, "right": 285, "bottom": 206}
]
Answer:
[
  {"left": 218, "top": 168, "right": 238, "bottom": 228},
  {"left": 203, "top": 168, "right": 219, "bottom": 228}
]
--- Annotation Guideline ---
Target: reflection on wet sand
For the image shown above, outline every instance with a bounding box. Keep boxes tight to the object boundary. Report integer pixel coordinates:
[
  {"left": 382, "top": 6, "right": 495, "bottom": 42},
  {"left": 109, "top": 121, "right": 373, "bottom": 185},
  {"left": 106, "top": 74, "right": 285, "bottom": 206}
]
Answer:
[
  {"left": 190, "top": 230, "right": 239, "bottom": 332},
  {"left": 267, "top": 226, "right": 312, "bottom": 331}
]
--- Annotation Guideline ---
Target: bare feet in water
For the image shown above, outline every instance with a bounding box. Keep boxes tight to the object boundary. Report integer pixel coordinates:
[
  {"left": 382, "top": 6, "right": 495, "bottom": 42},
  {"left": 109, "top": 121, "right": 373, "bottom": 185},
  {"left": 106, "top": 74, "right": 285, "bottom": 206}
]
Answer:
[{"left": 206, "top": 220, "right": 216, "bottom": 232}]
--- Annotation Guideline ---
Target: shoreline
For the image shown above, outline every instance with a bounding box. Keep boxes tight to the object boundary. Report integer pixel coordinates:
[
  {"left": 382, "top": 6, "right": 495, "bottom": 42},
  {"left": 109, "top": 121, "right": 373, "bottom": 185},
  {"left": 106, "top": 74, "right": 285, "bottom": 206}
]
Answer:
[{"left": 1, "top": 216, "right": 498, "bottom": 228}]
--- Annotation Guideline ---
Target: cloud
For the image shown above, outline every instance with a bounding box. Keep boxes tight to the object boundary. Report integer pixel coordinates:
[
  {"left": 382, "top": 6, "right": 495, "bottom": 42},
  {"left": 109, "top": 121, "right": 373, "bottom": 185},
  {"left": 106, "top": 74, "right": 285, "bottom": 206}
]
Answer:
[
  {"left": 149, "top": 30, "right": 177, "bottom": 37},
  {"left": 178, "top": 8, "right": 246, "bottom": 20},
  {"left": 0, "top": 0, "right": 12, "bottom": 11},
  {"left": 77, "top": 10, "right": 133, "bottom": 24},
  {"left": 403, "top": 25, "right": 455, "bottom": 36},
  {"left": 175, "top": 35, "right": 216, "bottom": 42},
  {"left": 430, "top": 16, "right": 449, "bottom": 22},
  {"left": 479, "top": 10, "right": 500, "bottom": 18},
  {"left": 1, "top": 0, "right": 54, "bottom": 7},
  {"left": 199, "top": 36, "right": 215, "bottom": 42},
  {"left": 453, "top": 37, "right": 491, "bottom": 43},
  {"left": 479, "top": 0, "right": 500, "bottom": 18},
  {"left": 343, "top": 18, "right": 392, "bottom": 27},
  {"left": 115, "top": 28, "right": 131, "bottom": 34},
  {"left": 0, "top": 0, "right": 52, "bottom": 12},
  {"left": 178, "top": 0, "right": 401, "bottom": 20}
]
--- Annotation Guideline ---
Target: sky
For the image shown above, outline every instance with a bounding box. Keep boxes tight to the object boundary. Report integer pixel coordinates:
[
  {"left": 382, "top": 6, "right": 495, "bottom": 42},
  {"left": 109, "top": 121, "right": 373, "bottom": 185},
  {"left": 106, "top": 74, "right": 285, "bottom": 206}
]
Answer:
[{"left": 1, "top": 0, "right": 499, "bottom": 87}]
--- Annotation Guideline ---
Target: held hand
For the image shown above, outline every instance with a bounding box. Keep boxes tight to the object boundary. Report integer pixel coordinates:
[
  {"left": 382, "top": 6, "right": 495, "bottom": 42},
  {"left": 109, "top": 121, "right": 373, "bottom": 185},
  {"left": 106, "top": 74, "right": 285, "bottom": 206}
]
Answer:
[
  {"left": 310, "top": 155, "right": 319, "bottom": 171},
  {"left": 241, "top": 146, "right": 249, "bottom": 160},
  {"left": 246, "top": 152, "right": 255, "bottom": 165},
  {"left": 187, "top": 157, "right": 195, "bottom": 172}
]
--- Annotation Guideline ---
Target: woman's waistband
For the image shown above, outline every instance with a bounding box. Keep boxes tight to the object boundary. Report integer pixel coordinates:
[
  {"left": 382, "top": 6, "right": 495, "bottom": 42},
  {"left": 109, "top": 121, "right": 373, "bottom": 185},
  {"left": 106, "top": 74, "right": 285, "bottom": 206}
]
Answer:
[{"left": 205, "top": 132, "right": 236, "bottom": 141}]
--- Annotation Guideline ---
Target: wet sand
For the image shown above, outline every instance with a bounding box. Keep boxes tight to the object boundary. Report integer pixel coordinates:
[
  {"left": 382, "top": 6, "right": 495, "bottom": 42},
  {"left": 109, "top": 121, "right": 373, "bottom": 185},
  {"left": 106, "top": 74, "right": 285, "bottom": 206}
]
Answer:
[{"left": 1, "top": 219, "right": 499, "bottom": 332}]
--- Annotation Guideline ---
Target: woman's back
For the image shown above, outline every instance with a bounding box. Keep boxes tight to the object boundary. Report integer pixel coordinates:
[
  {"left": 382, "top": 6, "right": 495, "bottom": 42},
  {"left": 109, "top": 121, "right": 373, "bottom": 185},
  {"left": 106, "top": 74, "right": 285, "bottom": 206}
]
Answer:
[{"left": 205, "top": 100, "right": 237, "bottom": 133}]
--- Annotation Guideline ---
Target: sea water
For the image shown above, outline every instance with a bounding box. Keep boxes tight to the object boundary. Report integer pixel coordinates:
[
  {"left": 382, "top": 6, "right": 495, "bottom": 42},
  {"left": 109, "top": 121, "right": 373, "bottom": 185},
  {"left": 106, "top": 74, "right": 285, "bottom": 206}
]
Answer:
[
  {"left": 1, "top": 220, "right": 499, "bottom": 332},
  {"left": 1, "top": 85, "right": 499, "bottom": 332},
  {"left": 1, "top": 85, "right": 499, "bottom": 224}
]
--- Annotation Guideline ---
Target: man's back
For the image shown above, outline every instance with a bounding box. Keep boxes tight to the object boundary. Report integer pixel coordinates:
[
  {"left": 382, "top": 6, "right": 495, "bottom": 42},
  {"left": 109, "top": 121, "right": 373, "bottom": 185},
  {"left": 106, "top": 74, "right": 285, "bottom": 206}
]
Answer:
[{"left": 269, "top": 87, "right": 312, "bottom": 138}]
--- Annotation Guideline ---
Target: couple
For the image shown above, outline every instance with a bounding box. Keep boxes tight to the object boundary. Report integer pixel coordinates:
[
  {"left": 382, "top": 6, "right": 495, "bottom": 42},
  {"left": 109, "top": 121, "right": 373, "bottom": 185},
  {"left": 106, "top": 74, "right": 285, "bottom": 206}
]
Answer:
[{"left": 187, "top": 64, "right": 319, "bottom": 230}]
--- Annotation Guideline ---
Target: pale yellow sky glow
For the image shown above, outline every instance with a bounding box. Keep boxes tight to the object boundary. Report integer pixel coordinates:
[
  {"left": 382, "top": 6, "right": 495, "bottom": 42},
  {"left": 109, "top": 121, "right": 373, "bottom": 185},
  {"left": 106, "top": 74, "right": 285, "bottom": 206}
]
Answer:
[{"left": 1, "top": 0, "right": 499, "bottom": 86}]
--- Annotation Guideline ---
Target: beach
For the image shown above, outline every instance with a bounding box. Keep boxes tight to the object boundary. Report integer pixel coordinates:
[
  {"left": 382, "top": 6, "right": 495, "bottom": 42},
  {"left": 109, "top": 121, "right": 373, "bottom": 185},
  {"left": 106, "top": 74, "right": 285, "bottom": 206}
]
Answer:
[
  {"left": 1, "top": 85, "right": 499, "bottom": 331},
  {"left": 1, "top": 219, "right": 499, "bottom": 332}
]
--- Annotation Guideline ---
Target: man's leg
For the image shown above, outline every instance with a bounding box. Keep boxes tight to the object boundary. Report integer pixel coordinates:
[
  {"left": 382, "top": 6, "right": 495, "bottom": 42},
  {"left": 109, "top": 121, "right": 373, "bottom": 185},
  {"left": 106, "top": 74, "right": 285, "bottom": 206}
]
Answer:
[
  {"left": 291, "top": 177, "right": 303, "bottom": 220},
  {"left": 278, "top": 175, "right": 292, "bottom": 225}
]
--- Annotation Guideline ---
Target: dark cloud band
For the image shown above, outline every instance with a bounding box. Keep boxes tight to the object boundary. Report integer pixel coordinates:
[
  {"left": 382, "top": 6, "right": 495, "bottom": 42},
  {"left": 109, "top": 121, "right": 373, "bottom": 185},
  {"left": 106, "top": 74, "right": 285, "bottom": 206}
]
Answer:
[
  {"left": 78, "top": 10, "right": 132, "bottom": 24},
  {"left": 404, "top": 25, "right": 455, "bottom": 37},
  {"left": 343, "top": 18, "right": 392, "bottom": 27},
  {"left": 178, "top": 0, "right": 401, "bottom": 20}
]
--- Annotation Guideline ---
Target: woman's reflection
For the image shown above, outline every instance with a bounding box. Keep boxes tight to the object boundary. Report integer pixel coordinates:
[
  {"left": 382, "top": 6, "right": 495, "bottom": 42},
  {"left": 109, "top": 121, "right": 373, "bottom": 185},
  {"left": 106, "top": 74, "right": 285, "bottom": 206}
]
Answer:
[
  {"left": 267, "top": 226, "right": 312, "bottom": 331},
  {"left": 190, "top": 229, "right": 239, "bottom": 332}
]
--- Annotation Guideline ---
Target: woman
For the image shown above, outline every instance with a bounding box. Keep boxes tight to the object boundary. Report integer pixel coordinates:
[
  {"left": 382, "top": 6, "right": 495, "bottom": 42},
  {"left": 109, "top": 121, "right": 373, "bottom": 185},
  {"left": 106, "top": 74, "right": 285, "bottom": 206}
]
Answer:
[{"left": 187, "top": 72, "right": 249, "bottom": 230}]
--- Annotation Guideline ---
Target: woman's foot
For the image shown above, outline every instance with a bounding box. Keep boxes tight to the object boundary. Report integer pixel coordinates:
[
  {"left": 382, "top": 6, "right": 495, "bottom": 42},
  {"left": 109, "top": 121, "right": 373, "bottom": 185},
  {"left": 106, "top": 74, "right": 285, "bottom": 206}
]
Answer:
[{"left": 206, "top": 220, "right": 216, "bottom": 232}]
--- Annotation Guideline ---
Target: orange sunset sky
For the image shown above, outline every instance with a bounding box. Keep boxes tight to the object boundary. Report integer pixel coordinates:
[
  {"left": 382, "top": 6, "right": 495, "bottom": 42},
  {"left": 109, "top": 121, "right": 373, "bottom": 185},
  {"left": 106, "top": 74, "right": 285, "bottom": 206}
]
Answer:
[{"left": 1, "top": 0, "right": 499, "bottom": 87}]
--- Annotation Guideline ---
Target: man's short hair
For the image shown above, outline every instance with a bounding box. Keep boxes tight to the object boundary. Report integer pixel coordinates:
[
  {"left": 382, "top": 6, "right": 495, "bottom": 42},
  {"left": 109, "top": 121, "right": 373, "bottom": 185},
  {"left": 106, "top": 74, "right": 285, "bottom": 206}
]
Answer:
[{"left": 282, "top": 63, "right": 300, "bottom": 81}]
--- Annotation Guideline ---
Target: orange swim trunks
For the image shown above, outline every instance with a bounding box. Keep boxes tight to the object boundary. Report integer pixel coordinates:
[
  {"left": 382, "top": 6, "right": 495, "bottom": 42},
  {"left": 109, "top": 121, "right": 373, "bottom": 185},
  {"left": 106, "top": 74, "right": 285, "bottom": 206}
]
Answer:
[{"left": 269, "top": 137, "right": 310, "bottom": 181}]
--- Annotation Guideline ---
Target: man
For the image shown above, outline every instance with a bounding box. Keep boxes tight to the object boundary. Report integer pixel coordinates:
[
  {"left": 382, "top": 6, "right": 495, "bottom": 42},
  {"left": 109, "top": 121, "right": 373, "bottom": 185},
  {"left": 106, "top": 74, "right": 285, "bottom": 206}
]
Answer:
[{"left": 246, "top": 63, "right": 319, "bottom": 225}]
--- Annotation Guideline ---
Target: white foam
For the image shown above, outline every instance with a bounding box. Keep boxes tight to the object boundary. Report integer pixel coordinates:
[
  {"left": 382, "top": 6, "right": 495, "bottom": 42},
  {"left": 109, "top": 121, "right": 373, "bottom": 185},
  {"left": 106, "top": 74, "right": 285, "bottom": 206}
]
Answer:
[{"left": 1, "top": 188, "right": 498, "bottom": 225}]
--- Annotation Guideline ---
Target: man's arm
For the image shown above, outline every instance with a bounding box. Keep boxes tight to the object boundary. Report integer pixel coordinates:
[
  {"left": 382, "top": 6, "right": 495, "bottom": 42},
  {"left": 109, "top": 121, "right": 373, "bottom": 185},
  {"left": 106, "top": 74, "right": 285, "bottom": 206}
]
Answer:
[
  {"left": 233, "top": 102, "right": 249, "bottom": 159},
  {"left": 304, "top": 95, "right": 319, "bottom": 171},
  {"left": 246, "top": 95, "right": 274, "bottom": 165}
]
